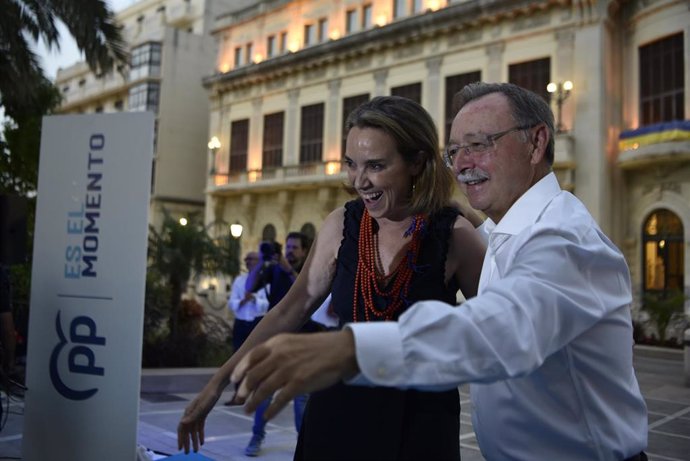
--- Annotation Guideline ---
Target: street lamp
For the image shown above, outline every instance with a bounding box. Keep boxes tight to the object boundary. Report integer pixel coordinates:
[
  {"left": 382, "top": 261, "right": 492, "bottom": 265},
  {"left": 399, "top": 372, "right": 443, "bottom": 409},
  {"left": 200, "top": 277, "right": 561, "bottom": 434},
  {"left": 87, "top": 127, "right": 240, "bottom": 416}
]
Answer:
[
  {"left": 230, "top": 222, "right": 243, "bottom": 239},
  {"left": 546, "top": 80, "right": 573, "bottom": 133},
  {"left": 207, "top": 136, "right": 221, "bottom": 176},
  {"left": 228, "top": 222, "right": 243, "bottom": 278}
]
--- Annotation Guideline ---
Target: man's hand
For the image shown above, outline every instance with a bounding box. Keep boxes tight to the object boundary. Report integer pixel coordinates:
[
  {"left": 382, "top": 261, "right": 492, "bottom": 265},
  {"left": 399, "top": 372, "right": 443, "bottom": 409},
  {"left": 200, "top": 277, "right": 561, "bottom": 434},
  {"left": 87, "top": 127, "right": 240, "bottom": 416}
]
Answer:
[
  {"left": 231, "top": 330, "right": 359, "bottom": 421},
  {"left": 239, "top": 292, "right": 255, "bottom": 307}
]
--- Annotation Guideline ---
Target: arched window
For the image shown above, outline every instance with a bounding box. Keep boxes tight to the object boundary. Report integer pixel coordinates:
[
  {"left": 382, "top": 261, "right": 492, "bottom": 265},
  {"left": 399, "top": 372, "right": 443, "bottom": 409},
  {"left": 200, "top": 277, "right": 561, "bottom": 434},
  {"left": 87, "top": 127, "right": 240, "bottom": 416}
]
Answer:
[
  {"left": 300, "top": 222, "right": 316, "bottom": 243},
  {"left": 642, "top": 209, "right": 684, "bottom": 297},
  {"left": 262, "top": 223, "right": 277, "bottom": 242}
]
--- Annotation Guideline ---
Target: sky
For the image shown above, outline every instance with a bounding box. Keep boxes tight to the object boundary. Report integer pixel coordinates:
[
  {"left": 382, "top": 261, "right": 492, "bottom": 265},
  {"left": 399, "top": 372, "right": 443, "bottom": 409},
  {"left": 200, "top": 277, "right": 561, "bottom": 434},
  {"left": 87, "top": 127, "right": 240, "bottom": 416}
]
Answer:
[
  {"left": 1, "top": 1, "right": 136, "bottom": 128},
  {"left": 37, "top": 0, "right": 137, "bottom": 80}
]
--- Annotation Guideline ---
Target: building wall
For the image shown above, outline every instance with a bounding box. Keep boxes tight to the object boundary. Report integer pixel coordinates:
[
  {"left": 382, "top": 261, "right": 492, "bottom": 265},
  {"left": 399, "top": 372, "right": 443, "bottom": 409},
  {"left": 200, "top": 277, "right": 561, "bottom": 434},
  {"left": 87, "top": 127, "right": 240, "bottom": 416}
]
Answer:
[
  {"left": 205, "top": 0, "right": 585, "bottom": 248},
  {"left": 54, "top": 0, "right": 259, "bottom": 229},
  {"left": 616, "top": 1, "right": 690, "bottom": 332},
  {"left": 203, "top": 0, "right": 690, "bottom": 325}
]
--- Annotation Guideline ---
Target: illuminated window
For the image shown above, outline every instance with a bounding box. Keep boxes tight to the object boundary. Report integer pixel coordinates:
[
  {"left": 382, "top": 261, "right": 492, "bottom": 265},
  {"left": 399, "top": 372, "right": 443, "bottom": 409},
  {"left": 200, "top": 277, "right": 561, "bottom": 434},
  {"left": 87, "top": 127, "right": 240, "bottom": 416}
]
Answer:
[
  {"left": 342, "top": 93, "right": 370, "bottom": 157},
  {"left": 639, "top": 32, "right": 684, "bottom": 125},
  {"left": 128, "top": 82, "right": 160, "bottom": 112},
  {"left": 509, "top": 57, "right": 551, "bottom": 104},
  {"left": 362, "top": 4, "right": 372, "bottom": 29},
  {"left": 445, "top": 71, "right": 481, "bottom": 143},
  {"left": 262, "top": 224, "right": 277, "bottom": 242},
  {"left": 318, "top": 18, "right": 328, "bottom": 42},
  {"left": 391, "top": 82, "right": 421, "bottom": 104},
  {"left": 279, "top": 32, "right": 287, "bottom": 53},
  {"left": 130, "top": 42, "right": 161, "bottom": 81},
  {"left": 229, "top": 119, "right": 249, "bottom": 174},
  {"left": 346, "top": 9, "right": 358, "bottom": 34},
  {"left": 642, "top": 209, "right": 684, "bottom": 296},
  {"left": 393, "top": 0, "right": 406, "bottom": 18},
  {"left": 300, "top": 103, "right": 324, "bottom": 164},
  {"left": 267, "top": 35, "right": 276, "bottom": 58},
  {"left": 304, "top": 24, "right": 316, "bottom": 46},
  {"left": 263, "top": 112, "right": 284, "bottom": 169},
  {"left": 301, "top": 223, "right": 316, "bottom": 243},
  {"left": 245, "top": 43, "right": 253, "bottom": 64}
]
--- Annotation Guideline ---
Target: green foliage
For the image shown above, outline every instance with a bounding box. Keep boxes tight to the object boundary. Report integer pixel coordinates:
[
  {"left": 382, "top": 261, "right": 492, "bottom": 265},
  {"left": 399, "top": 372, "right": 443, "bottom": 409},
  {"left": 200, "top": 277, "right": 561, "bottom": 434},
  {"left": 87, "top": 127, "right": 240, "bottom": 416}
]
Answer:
[
  {"left": 641, "top": 290, "right": 687, "bottom": 344},
  {"left": 0, "top": 0, "right": 128, "bottom": 111},
  {"left": 1, "top": 78, "right": 62, "bottom": 196},
  {"left": 143, "top": 210, "right": 238, "bottom": 367}
]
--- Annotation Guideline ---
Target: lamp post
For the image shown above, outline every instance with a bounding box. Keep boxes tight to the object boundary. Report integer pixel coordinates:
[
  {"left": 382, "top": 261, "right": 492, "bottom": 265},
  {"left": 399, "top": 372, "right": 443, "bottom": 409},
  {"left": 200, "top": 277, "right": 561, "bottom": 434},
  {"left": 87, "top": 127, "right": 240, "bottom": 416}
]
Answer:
[
  {"left": 228, "top": 222, "right": 243, "bottom": 278},
  {"left": 546, "top": 80, "right": 573, "bottom": 133},
  {"left": 230, "top": 222, "right": 243, "bottom": 239},
  {"left": 207, "top": 136, "right": 221, "bottom": 176}
]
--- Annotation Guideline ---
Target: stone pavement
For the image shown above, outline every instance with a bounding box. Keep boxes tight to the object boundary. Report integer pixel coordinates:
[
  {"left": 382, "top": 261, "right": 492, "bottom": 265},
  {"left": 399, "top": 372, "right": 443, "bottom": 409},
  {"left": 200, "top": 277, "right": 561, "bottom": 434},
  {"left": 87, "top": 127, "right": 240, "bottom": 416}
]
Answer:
[{"left": 1, "top": 346, "right": 689, "bottom": 460}]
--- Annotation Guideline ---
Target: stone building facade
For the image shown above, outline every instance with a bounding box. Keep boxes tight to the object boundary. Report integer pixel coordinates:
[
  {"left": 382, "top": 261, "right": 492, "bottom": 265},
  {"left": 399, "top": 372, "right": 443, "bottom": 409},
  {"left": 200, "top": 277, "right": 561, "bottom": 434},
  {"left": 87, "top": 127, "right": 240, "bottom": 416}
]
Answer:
[
  {"left": 203, "top": 0, "right": 689, "bottom": 332},
  {"left": 54, "top": 0, "right": 253, "bottom": 229}
]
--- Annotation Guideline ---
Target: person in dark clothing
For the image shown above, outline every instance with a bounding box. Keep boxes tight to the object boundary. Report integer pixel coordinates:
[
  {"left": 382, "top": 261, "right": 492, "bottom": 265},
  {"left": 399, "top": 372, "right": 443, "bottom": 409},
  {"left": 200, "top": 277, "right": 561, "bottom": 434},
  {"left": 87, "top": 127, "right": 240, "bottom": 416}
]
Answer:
[
  {"left": 0, "top": 264, "right": 16, "bottom": 377},
  {"left": 241, "top": 232, "right": 315, "bottom": 456}
]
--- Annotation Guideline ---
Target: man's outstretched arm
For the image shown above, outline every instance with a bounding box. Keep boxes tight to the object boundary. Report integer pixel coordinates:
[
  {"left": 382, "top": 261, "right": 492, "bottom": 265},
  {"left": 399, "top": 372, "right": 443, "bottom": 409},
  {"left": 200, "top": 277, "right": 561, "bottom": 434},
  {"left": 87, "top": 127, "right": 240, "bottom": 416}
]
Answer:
[{"left": 232, "top": 330, "right": 359, "bottom": 420}]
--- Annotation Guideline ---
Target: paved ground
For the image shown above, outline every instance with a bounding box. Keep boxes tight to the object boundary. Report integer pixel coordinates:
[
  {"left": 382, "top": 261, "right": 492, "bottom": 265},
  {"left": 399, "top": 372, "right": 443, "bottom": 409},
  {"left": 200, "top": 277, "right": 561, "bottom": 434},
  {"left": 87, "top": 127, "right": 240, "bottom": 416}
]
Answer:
[{"left": 1, "top": 345, "right": 689, "bottom": 460}]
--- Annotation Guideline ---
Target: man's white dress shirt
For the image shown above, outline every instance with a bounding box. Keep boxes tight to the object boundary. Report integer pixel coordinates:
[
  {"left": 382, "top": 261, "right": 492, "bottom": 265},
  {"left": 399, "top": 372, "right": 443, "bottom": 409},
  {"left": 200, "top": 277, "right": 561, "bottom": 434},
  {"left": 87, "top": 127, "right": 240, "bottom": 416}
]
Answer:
[
  {"left": 347, "top": 173, "right": 648, "bottom": 460},
  {"left": 228, "top": 273, "right": 268, "bottom": 321}
]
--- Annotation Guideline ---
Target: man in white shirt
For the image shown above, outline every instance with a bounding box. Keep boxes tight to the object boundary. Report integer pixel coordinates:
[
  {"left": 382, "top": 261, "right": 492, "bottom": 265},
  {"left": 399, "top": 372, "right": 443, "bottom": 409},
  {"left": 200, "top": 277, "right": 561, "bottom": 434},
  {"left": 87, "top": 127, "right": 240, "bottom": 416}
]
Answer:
[
  {"left": 227, "top": 251, "right": 268, "bottom": 362},
  {"left": 232, "top": 83, "right": 649, "bottom": 461}
]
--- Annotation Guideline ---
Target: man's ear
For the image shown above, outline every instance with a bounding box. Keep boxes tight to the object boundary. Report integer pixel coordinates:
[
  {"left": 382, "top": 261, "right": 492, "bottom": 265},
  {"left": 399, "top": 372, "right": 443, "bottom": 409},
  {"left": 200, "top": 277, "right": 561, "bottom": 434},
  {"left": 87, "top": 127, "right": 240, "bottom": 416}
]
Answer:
[{"left": 529, "top": 124, "right": 549, "bottom": 165}]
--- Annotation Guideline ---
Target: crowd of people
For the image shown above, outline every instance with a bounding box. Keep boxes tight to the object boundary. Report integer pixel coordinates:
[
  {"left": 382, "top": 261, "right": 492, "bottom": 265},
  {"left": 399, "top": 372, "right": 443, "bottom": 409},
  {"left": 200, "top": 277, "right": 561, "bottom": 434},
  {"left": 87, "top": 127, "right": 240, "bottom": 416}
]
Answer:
[{"left": 178, "top": 83, "right": 649, "bottom": 461}]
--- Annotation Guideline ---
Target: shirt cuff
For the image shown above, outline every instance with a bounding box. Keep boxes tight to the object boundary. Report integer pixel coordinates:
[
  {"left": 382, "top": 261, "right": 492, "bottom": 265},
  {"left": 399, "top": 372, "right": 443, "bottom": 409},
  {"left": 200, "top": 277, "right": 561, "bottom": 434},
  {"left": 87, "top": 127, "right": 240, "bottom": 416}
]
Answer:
[{"left": 344, "top": 321, "right": 406, "bottom": 387}]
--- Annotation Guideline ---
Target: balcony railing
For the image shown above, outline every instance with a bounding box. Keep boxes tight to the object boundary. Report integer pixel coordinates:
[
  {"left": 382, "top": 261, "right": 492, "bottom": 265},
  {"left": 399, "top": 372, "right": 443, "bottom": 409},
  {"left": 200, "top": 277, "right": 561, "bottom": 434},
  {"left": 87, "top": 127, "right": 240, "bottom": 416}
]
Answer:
[
  {"left": 618, "top": 120, "right": 690, "bottom": 170},
  {"left": 209, "top": 161, "right": 345, "bottom": 191}
]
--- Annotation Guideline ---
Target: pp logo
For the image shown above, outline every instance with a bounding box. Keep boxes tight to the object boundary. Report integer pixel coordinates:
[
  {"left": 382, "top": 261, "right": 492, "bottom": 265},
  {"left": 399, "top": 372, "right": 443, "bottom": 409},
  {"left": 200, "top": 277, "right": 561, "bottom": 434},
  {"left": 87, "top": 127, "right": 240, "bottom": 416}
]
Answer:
[{"left": 49, "top": 311, "right": 106, "bottom": 400}]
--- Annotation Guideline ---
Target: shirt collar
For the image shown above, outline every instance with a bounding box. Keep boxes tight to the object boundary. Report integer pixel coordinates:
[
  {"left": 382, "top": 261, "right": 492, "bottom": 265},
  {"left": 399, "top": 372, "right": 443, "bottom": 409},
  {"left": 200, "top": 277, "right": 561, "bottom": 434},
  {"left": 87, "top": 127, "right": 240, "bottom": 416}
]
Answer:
[{"left": 486, "top": 172, "right": 561, "bottom": 237}]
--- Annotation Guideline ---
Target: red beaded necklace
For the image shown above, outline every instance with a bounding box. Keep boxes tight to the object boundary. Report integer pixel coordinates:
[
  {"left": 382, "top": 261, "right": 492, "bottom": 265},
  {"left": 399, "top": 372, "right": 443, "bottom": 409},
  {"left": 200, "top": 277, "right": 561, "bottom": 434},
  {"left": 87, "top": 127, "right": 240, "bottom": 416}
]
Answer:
[{"left": 353, "top": 209, "right": 427, "bottom": 322}]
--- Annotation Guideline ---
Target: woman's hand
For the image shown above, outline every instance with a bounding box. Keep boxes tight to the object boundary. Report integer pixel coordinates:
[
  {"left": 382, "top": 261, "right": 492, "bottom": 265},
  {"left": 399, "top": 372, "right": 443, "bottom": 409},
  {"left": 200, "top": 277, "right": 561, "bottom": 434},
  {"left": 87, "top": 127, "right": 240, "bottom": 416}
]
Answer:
[{"left": 177, "top": 384, "right": 223, "bottom": 453}]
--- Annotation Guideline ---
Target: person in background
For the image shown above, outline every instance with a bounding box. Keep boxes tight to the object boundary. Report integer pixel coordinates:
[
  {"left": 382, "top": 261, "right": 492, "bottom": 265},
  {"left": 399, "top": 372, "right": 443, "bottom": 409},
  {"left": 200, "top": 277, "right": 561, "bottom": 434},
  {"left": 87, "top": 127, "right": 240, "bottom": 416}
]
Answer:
[
  {"left": 177, "top": 96, "right": 486, "bottom": 460},
  {"left": 241, "top": 232, "right": 313, "bottom": 457},
  {"left": 228, "top": 83, "right": 649, "bottom": 461},
  {"left": 0, "top": 264, "right": 16, "bottom": 379},
  {"left": 225, "top": 251, "right": 268, "bottom": 405}
]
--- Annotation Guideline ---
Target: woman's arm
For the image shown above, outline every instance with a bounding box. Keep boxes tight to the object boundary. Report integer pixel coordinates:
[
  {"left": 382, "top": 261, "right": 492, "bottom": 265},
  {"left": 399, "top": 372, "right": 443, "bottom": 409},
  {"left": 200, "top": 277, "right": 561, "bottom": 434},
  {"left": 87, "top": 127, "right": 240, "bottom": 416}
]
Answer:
[
  {"left": 177, "top": 206, "right": 345, "bottom": 453},
  {"left": 449, "top": 215, "right": 487, "bottom": 300}
]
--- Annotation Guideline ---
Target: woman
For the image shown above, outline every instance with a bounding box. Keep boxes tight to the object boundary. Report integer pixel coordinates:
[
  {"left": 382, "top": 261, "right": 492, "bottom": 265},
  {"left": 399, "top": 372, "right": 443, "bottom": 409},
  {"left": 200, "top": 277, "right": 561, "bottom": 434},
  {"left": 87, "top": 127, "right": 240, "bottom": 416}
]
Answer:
[{"left": 178, "top": 96, "right": 486, "bottom": 459}]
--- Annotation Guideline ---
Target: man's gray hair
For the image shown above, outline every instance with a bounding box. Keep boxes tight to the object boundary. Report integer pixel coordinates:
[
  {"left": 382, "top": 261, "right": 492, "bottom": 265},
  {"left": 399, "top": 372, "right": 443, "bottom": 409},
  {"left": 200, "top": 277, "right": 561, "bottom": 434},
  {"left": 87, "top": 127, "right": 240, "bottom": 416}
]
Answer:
[{"left": 453, "top": 82, "right": 556, "bottom": 165}]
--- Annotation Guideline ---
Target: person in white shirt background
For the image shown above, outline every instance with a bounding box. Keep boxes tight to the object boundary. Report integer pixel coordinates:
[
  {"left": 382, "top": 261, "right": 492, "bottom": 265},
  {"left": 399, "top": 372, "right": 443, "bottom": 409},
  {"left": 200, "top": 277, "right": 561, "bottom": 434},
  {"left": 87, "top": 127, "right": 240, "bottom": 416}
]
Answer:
[
  {"left": 229, "top": 82, "right": 649, "bottom": 461},
  {"left": 227, "top": 252, "right": 268, "bottom": 367}
]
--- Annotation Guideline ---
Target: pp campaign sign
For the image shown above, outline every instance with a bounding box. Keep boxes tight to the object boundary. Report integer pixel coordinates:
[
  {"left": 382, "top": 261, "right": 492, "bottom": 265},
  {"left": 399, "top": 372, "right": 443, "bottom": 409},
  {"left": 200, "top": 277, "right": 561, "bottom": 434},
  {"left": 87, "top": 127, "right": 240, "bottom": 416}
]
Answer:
[{"left": 23, "top": 113, "right": 154, "bottom": 461}]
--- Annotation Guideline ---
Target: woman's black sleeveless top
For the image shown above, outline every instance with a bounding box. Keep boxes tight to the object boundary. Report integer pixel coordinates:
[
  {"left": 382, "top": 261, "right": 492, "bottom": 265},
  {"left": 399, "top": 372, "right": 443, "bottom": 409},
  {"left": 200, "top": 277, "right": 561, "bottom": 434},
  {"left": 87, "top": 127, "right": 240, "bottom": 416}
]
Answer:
[{"left": 294, "top": 199, "right": 462, "bottom": 461}]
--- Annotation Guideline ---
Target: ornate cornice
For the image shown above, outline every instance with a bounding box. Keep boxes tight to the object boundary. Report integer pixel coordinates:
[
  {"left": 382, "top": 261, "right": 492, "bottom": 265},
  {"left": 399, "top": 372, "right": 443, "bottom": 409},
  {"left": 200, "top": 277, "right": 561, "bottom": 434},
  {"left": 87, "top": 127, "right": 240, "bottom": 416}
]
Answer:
[{"left": 203, "top": 0, "right": 572, "bottom": 94}]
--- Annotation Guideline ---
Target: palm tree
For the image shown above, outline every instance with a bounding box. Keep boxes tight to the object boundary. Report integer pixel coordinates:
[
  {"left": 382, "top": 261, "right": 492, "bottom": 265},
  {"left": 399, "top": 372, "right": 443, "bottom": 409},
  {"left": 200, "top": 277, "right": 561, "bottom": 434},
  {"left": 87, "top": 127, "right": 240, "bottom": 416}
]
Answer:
[
  {"left": 147, "top": 211, "right": 228, "bottom": 340},
  {"left": 0, "top": 0, "right": 128, "bottom": 111}
]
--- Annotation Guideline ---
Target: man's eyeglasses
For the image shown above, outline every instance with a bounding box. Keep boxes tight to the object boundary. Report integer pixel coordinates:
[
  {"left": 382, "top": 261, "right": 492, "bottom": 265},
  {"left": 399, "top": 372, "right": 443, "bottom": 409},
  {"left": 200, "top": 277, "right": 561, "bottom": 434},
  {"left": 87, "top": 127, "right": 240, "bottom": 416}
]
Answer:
[{"left": 444, "top": 124, "right": 536, "bottom": 167}]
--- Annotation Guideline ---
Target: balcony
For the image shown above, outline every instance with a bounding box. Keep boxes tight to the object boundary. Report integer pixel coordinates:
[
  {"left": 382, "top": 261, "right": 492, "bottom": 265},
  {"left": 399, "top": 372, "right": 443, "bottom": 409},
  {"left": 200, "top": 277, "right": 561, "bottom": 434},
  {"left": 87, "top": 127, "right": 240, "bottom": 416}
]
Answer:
[
  {"left": 207, "top": 161, "right": 346, "bottom": 194},
  {"left": 167, "top": 0, "right": 196, "bottom": 27},
  {"left": 618, "top": 120, "right": 690, "bottom": 170}
]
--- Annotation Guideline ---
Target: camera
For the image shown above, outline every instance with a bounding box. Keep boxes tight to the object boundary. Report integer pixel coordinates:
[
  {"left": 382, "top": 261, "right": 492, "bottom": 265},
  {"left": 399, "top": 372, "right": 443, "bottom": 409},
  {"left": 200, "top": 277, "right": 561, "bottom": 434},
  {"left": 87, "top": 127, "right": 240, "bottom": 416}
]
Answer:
[{"left": 259, "top": 241, "right": 282, "bottom": 262}]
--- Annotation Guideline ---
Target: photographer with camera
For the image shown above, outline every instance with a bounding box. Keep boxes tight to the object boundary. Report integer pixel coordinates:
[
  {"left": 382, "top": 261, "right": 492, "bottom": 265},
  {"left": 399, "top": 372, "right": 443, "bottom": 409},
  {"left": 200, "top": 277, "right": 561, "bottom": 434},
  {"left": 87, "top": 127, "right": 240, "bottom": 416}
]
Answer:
[{"left": 241, "top": 231, "right": 314, "bottom": 456}]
